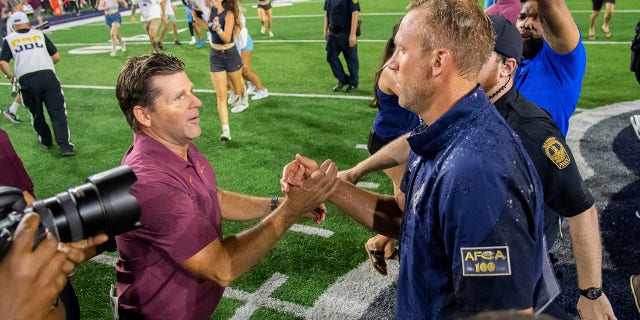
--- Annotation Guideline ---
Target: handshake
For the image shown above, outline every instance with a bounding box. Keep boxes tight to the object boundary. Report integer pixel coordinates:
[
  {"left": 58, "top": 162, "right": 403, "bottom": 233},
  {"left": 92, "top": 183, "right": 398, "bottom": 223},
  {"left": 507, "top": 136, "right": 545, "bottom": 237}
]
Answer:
[
  {"left": 279, "top": 154, "right": 403, "bottom": 240},
  {"left": 278, "top": 154, "right": 339, "bottom": 224}
]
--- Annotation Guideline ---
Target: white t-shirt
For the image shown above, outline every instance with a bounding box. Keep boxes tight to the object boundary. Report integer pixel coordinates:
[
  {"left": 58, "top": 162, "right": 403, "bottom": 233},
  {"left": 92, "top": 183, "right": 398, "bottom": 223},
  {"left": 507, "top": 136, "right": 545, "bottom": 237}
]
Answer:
[{"left": 138, "top": 0, "right": 162, "bottom": 21}]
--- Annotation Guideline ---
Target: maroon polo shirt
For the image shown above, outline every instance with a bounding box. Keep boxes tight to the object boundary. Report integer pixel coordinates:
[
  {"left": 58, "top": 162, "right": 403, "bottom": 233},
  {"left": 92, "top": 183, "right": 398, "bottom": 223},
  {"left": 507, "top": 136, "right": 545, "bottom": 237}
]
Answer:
[
  {"left": 116, "top": 133, "right": 224, "bottom": 319},
  {"left": 0, "top": 129, "right": 34, "bottom": 196}
]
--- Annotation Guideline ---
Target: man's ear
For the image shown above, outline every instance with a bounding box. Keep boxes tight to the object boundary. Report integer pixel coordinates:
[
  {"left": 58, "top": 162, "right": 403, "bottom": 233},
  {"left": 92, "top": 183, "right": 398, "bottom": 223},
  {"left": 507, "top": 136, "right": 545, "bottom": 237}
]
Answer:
[
  {"left": 431, "top": 49, "right": 450, "bottom": 77},
  {"left": 133, "top": 105, "right": 151, "bottom": 128},
  {"left": 502, "top": 57, "right": 518, "bottom": 77}
]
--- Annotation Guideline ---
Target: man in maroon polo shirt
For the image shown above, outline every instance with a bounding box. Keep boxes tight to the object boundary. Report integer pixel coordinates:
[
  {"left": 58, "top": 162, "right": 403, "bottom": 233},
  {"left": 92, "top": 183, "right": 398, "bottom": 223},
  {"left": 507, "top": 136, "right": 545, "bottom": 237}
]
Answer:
[{"left": 114, "top": 52, "right": 338, "bottom": 319}]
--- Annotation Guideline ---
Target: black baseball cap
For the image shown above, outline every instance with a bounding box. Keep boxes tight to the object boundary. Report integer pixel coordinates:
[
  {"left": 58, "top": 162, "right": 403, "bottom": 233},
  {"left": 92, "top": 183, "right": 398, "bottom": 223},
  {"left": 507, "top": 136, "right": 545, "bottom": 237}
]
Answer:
[{"left": 489, "top": 15, "right": 523, "bottom": 63}]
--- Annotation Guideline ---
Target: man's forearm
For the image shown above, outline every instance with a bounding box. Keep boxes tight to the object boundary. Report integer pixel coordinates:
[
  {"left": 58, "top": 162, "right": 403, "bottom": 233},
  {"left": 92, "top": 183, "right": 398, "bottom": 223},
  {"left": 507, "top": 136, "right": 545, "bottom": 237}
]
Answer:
[
  {"left": 329, "top": 180, "right": 402, "bottom": 238},
  {"left": 568, "top": 205, "right": 603, "bottom": 288},
  {"left": 352, "top": 132, "right": 410, "bottom": 179},
  {"left": 350, "top": 11, "right": 359, "bottom": 37}
]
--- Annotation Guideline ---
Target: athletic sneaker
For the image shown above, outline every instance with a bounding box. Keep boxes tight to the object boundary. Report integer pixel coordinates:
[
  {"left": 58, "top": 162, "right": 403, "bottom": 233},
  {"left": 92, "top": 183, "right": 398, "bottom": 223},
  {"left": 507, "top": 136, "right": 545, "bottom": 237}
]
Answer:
[
  {"left": 196, "top": 39, "right": 206, "bottom": 49},
  {"left": 231, "top": 101, "right": 249, "bottom": 113},
  {"left": 260, "top": 26, "right": 265, "bottom": 34},
  {"left": 227, "top": 91, "right": 239, "bottom": 105},
  {"left": 220, "top": 132, "right": 231, "bottom": 141},
  {"left": 269, "top": 31, "right": 274, "bottom": 37},
  {"left": 121, "top": 40, "right": 126, "bottom": 52},
  {"left": 174, "top": 40, "right": 182, "bottom": 45},
  {"left": 189, "top": 37, "right": 196, "bottom": 45},
  {"left": 252, "top": 89, "right": 269, "bottom": 101},
  {"left": 110, "top": 48, "right": 117, "bottom": 57},
  {"left": 246, "top": 81, "right": 256, "bottom": 94},
  {"left": 630, "top": 115, "right": 640, "bottom": 141},
  {"left": 3, "top": 109, "right": 22, "bottom": 124},
  {"left": 61, "top": 149, "right": 76, "bottom": 157}
]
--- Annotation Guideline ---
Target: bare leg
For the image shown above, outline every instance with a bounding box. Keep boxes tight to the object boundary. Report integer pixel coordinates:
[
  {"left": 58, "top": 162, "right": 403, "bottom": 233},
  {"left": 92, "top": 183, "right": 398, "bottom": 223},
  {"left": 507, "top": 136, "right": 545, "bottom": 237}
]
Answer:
[
  {"left": 265, "top": 9, "right": 272, "bottom": 34},
  {"left": 257, "top": 8, "right": 266, "bottom": 33},
  {"left": 172, "top": 22, "right": 180, "bottom": 42},
  {"left": 210, "top": 71, "right": 230, "bottom": 126},
  {"left": 240, "top": 51, "right": 265, "bottom": 90},
  {"left": 589, "top": 10, "right": 599, "bottom": 39},
  {"left": 602, "top": 2, "right": 614, "bottom": 37}
]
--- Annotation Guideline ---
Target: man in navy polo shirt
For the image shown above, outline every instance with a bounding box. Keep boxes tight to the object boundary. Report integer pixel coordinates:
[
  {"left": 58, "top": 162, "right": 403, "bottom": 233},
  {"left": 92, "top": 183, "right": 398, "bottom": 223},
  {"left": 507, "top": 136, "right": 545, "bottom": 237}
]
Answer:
[{"left": 282, "top": 0, "right": 555, "bottom": 317}]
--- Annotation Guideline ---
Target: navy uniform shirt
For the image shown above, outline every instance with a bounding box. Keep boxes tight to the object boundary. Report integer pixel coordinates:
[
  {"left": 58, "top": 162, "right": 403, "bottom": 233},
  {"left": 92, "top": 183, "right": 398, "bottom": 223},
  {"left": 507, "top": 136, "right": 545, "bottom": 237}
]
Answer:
[
  {"left": 324, "top": 0, "right": 359, "bottom": 29},
  {"left": 397, "top": 87, "right": 547, "bottom": 319},
  {"left": 494, "top": 86, "right": 594, "bottom": 218}
]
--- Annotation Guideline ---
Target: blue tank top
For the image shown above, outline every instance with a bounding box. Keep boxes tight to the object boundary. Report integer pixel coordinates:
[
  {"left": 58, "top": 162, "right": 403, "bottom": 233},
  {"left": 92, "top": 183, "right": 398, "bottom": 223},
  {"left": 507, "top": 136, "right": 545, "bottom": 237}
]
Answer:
[
  {"left": 372, "top": 87, "right": 420, "bottom": 142},
  {"left": 208, "top": 8, "right": 235, "bottom": 44}
]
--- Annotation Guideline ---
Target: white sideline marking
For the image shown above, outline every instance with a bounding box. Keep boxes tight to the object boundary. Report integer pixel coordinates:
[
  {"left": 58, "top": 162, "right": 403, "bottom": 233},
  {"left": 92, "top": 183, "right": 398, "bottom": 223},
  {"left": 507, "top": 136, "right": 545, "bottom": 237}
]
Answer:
[
  {"left": 0, "top": 82, "right": 373, "bottom": 101},
  {"left": 356, "top": 181, "right": 380, "bottom": 189},
  {"left": 290, "top": 224, "right": 333, "bottom": 238},
  {"left": 226, "top": 273, "right": 308, "bottom": 319},
  {"left": 306, "top": 260, "right": 398, "bottom": 319},
  {"left": 566, "top": 100, "right": 640, "bottom": 179},
  {"left": 355, "top": 144, "right": 367, "bottom": 149},
  {"left": 91, "top": 253, "right": 118, "bottom": 266}
]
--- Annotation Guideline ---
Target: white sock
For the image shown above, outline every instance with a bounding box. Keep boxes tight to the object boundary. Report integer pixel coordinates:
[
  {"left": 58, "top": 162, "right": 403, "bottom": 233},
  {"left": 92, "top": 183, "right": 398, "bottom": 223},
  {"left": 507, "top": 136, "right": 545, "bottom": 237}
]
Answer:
[
  {"left": 8, "top": 101, "right": 20, "bottom": 114},
  {"left": 222, "top": 125, "right": 230, "bottom": 135}
]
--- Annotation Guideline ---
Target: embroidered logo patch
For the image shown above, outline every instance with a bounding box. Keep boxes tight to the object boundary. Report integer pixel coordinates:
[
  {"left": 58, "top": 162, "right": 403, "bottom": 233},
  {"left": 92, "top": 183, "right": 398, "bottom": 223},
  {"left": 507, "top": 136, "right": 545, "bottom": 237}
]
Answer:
[
  {"left": 542, "top": 137, "right": 570, "bottom": 169},
  {"left": 461, "top": 246, "right": 511, "bottom": 276}
]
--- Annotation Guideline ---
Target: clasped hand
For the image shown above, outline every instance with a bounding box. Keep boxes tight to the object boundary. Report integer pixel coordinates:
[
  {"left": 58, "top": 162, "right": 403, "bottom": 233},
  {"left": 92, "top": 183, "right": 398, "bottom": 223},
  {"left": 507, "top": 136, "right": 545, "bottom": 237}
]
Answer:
[{"left": 279, "top": 154, "right": 338, "bottom": 223}]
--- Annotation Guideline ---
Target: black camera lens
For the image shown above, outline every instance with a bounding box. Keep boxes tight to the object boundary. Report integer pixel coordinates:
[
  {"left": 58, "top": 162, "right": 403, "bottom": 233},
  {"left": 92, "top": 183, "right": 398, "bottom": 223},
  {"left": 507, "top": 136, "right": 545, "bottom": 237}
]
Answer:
[{"left": 31, "top": 166, "right": 140, "bottom": 243}]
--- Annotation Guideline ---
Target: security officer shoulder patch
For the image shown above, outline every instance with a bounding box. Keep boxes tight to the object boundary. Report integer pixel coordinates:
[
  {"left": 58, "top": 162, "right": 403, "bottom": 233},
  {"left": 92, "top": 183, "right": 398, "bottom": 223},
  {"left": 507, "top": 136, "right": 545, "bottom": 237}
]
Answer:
[
  {"left": 461, "top": 246, "right": 511, "bottom": 276},
  {"left": 352, "top": 0, "right": 358, "bottom": 3},
  {"left": 542, "top": 136, "right": 570, "bottom": 169}
]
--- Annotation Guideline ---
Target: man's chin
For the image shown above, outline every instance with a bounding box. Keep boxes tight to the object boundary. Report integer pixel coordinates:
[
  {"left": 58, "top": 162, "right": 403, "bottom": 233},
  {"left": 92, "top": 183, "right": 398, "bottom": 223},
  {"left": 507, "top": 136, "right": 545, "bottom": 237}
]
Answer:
[{"left": 522, "top": 37, "right": 544, "bottom": 60}]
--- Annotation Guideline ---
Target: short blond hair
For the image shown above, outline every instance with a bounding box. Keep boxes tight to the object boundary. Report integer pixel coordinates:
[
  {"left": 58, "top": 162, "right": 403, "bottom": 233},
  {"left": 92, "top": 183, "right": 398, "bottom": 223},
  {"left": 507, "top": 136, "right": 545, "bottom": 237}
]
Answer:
[{"left": 408, "top": 0, "right": 494, "bottom": 80}]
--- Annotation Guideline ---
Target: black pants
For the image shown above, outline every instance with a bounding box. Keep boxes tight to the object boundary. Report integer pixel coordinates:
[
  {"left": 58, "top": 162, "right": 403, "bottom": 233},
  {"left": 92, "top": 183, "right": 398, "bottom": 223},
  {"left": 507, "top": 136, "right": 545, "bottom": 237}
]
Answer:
[
  {"left": 325, "top": 30, "right": 359, "bottom": 87},
  {"left": 19, "top": 70, "right": 74, "bottom": 152}
]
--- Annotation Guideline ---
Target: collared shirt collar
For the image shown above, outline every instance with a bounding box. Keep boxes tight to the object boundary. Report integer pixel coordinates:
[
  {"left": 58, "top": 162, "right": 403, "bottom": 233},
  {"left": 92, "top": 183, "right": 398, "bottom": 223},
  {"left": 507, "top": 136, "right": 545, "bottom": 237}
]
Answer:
[{"left": 407, "top": 86, "right": 491, "bottom": 158}]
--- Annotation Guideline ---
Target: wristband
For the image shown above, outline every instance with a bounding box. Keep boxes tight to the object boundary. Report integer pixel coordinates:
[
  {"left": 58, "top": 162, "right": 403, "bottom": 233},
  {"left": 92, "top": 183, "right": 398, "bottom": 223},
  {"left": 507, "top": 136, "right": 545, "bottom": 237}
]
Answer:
[{"left": 270, "top": 196, "right": 279, "bottom": 211}]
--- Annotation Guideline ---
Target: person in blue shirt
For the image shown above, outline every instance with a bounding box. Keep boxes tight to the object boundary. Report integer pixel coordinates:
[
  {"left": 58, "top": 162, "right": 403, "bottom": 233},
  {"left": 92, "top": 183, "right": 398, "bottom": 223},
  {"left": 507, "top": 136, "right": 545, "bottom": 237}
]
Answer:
[
  {"left": 282, "top": 0, "right": 555, "bottom": 317},
  {"left": 514, "top": 0, "right": 586, "bottom": 136}
]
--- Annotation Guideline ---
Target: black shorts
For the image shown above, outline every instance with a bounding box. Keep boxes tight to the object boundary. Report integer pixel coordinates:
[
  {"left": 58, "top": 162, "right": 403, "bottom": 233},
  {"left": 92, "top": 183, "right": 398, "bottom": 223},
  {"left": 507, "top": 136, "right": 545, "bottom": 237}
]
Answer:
[
  {"left": 257, "top": 2, "right": 272, "bottom": 10},
  {"left": 209, "top": 46, "right": 242, "bottom": 72},
  {"left": 367, "top": 130, "right": 388, "bottom": 155},
  {"left": 592, "top": 0, "right": 614, "bottom": 11}
]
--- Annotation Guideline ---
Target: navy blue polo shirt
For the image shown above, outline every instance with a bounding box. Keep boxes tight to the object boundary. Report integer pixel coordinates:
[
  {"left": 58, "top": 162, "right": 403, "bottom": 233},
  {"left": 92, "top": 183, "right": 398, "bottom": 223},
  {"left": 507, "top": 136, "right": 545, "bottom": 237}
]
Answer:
[
  {"left": 324, "top": 0, "right": 360, "bottom": 28},
  {"left": 396, "top": 87, "right": 547, "bottom": 319}
]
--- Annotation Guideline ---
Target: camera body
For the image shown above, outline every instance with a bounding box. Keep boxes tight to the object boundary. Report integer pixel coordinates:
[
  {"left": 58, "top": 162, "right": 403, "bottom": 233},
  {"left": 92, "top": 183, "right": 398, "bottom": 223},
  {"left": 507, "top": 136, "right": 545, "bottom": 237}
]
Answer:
[{"left": 0, "top": 165, "right": 141, "bottom": 260}]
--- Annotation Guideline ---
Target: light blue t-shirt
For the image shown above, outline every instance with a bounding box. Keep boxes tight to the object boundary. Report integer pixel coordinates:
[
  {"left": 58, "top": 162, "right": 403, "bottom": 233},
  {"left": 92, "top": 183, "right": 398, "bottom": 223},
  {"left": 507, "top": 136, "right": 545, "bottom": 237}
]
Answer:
[{"left": 514, "top": 39, "right": 587, "bottom": 136}]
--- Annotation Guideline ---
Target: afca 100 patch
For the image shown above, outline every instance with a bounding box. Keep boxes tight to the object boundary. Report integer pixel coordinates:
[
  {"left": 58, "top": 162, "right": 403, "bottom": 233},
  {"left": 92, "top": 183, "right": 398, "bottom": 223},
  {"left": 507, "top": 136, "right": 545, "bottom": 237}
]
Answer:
[{"left": 460, "top": 246, "right": 511, "bottom": 276}]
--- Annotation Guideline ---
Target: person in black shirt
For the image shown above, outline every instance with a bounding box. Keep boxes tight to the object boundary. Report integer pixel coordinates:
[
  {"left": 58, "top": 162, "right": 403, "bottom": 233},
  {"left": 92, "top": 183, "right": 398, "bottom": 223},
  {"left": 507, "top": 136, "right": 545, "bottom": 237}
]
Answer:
[{"left": 323, "top": 0, "right": 359, "bottom": 93}]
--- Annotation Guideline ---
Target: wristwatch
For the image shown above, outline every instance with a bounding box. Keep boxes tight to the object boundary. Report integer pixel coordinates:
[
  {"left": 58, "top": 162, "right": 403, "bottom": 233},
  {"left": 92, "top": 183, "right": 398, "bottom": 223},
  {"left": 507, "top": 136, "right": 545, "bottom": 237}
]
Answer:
[{"left": 579, "top": 287, "right": 603, "bottom": 300}]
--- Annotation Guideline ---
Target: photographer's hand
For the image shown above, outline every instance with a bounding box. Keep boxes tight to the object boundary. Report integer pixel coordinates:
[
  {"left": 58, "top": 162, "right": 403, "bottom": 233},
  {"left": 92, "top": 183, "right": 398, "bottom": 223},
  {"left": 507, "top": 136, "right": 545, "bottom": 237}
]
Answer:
[
  {"left": 58, "top": 233, "right": 109, "bottom": 266},
  {"left": 0, "top": 213, "right": 70, "bottom": 320}
]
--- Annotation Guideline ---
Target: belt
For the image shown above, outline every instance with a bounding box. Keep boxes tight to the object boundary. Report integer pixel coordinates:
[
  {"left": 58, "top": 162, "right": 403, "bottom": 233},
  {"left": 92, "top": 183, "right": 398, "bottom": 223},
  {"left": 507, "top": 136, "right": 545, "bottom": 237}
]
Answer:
[{"left": 329, "top": 24, "right": 349, "bottom": 33}]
